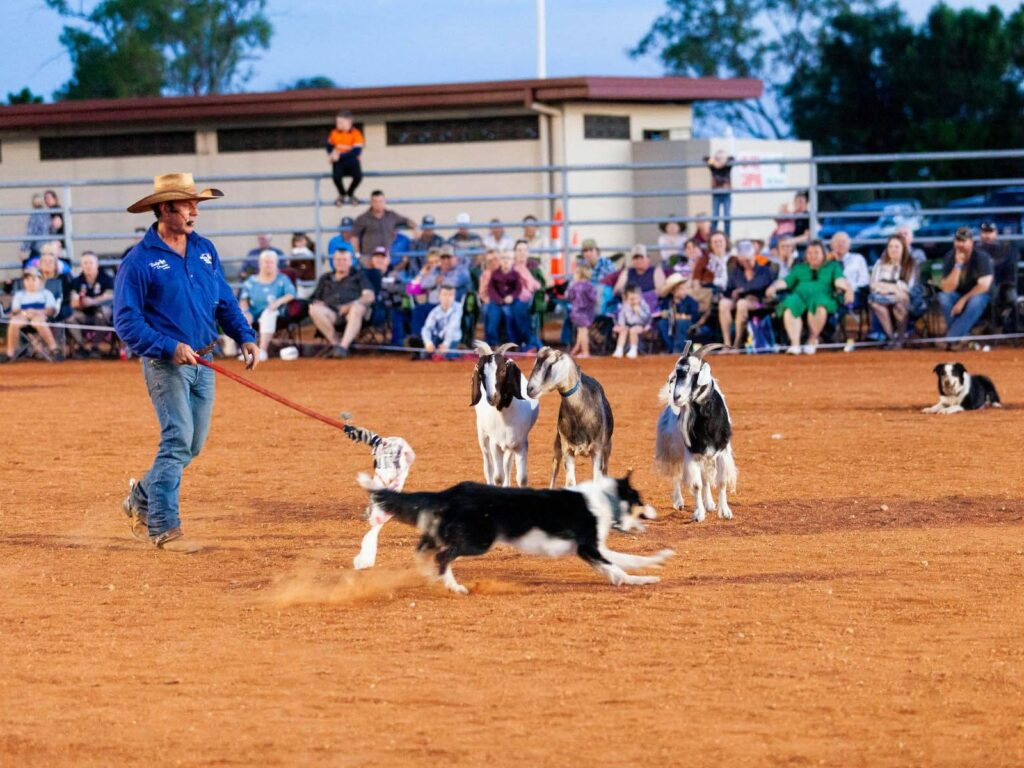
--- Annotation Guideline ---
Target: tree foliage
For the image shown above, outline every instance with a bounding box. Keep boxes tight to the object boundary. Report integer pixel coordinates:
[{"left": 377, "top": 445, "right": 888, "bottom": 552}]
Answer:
[
  {"left": 6, "top": 88, "right": 45, "bottom": 105},
  {"left": 285, "top": 76, "right": 338, "bottom": 91},
  {"left": 46, "top": 0, "right": 272, "bottom": 100},
  {"left": 631, "top": 0, "right": 878, "bottom": 138}
]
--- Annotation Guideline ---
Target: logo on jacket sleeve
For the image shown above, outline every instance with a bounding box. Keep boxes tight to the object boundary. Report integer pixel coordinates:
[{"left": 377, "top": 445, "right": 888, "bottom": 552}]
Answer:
[{"left": 148, "top": 259, "right": 170, "bottom": 270}]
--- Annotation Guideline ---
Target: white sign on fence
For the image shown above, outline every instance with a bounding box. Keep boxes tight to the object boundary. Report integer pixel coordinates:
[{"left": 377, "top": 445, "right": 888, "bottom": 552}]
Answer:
[{"left": 734, "top": 154, "right": 788, "bottom": 189}]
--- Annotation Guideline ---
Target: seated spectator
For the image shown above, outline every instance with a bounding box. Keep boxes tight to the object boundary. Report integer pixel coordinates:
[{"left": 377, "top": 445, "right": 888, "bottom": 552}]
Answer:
[
  {"left": 37, "top": 248, "right": 72, "bottom": 323},
  {"left": 448, "top": 212, "right": 484, "bottom": 259},
  {"left": 409, "top": 215, "right": 445, "bottom": 272},
  {"left": 896, "top": 224, "right": 927, "bottom": 265},
  {"left": 390, "top": 222, "right": 412, "bottom": 266},
  {"left": 769, "top": 236, "right": 797, "bottom": 280},
  {"left": 690, "top": 230, "right": 730, "bottom": 312},
  {"left": 614, "top": 244, "right": 665, "bottom": 312},
  {"left": 829, "top": 231, "right": 869, "bottom": 295},
  {"left": 937, "top": 227, "right": 993, "bottom": 348},
  {"left": 790, "top": 191, "right": 812, "bottom": 243},
  {"left": 68, "top": 251, "right": 115, "bottom": 358},
  {"left": 352, "top": 190, "right": 418, "bottom": 264},
  {"left": 522, "top": 215, "right": 551, "bottom": 275},
  {"left": 308, "top": 250, "right": 374, "bottom": 358},
  {"left": 869, "top": 235, "right": 917, "bottom": 348},
  {"left": 484, "top": 252, "right": 527, "bottom": 347},
  {"left": 770, "top": 203, "right": 796, "bottom": 248},
  {"left": 288, "top": 232, "right": 317, "bottom": 281},
  {"left": 1, "top": 266, "right": 61, "bottom": 363},
  {"left": 410, "top": 284, "right": 463, "bottom": 360},
  {"left": 483, "top": 218, "right": 515, "bottom": 253},
  {"left": 21, "top": 193, "right": 50, "bottom": 261},
  {"left": 25, "top": 240, "right": 71, "bottom": 276},
  {"left": 978, "top": 220, "right": 1019, "bottom": 328},
  {"left": 412, "top": 245, "right": 472, "bottom": 335},
  {"left": 612, "top": 285, "right": 652, "bottom": 359},
  {"left": 365, "top": 245, "right": 407, "bottom": 327},
  {"left": 327, "top": 110, "right": 365, "bottom": 206},
  {"left": 242, "top": 234, "right": 285, "bottom": 277},
  {"left": 566, "top": 264, "right": 597, "bottom": 358},
  {"left": 767, "top": 239, "right": 853, "bottom": 355},
  {"left": 719, "top": 241, "right": 773, "bottom": 351},
  {"left": 668, "top": 237, "right": 701, "bottom": 281},
  {"left": 692, "top": 215, "right": 712, "bottom": 251},
  {"left": 326, "top": 217, "right": 356, "bottom": 270},
  {"left": 658, "top": 217, "right": 687, "bottom": 264},
  {"left": 239, "top": 250, "right": 297, "bottom": 361},
  {"left": 45, "top": 189, "right": 65, "bottom": 250},
  {"left": 658, "top": 273, "right": 702, "bottom": 354},
  {"left": 579, "top": 238, "right": 616, "bottom": 303},
  {"left": 476, "top": 249, "right": 499, "bottom": 297}
]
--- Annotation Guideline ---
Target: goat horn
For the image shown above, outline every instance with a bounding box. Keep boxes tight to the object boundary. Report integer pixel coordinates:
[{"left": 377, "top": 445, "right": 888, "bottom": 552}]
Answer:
[
  {"left": 694, "top": 343, "right": 724, "bottom": 360},
  {"left": 679, "top": 341, "right": 693, "bottom": 359},
  {"left": 473, "top": 340, "right": 494, "bottom": 357},
  {"left": 495, "top": 343, "right": 518, "bottom": 355}
]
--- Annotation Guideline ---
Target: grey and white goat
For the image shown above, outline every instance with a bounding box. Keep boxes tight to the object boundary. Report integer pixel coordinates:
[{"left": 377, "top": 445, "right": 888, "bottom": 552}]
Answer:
[
  {"left": 655, "top": 342, "right": 737, "bottom": 522},
  {"left": 471, "top": 341, "right": 540, "bottom": 486},
  {"left": 526, "top": 346, "right": 614, "bottom": 488}
]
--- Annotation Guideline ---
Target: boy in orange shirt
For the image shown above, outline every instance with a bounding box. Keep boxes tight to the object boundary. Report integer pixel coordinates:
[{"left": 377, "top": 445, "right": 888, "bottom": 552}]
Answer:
[{"left": 327, "top": 110, "right": 365, "bottom": 206}]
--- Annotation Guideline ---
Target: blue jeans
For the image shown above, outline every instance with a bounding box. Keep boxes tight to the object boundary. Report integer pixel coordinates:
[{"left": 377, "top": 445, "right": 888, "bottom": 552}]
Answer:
[
  {"left": 658, "top": 317, "right": 693, "bottom": 352},
  {"left": 712, "top": 192, "right": 732, "bottom": 237},
  {"left": 484, "top": 300, "right": 528, "bottom": 346},
  {"left": 130, "top": 357, "right": 215, "bottom": 537},
  {"left": 938, "top": 290, "right": 989, "bottom": 340},
  {"left": 411, "top": 302, "right": 436, "bottom": 336}
]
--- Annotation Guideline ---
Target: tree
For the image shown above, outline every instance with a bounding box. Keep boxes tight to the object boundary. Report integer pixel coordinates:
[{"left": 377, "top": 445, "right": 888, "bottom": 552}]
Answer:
[
  {"left": 285, "top": 76, "right": 337, "bottom": 91},
  {"left": 46, "top": 0, "right": 272, "bottom": 100},
  {"left": 6, "top": 88, "right": 44, "bottom": 105},
  {"left": 785, "top": 3, "right": 1024, "bottom": 194},
  {"left": 631, "top": 0, "right": 879, "bottom": 138}
]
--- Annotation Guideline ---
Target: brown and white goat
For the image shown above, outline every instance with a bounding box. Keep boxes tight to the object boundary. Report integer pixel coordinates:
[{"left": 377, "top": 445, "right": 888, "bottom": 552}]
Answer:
[{"left": 470, "top": 342, "right": 540, "bottom": 486}]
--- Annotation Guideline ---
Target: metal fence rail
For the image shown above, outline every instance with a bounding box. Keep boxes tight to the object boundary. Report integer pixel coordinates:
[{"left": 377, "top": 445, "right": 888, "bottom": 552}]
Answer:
[{"left": 3, "top": 148, "right": 1024, "bottom": 275}]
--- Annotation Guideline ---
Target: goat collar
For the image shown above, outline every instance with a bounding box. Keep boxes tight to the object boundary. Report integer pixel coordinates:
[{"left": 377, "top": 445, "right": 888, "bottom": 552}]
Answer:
[{"left": 560, "top": 379, "right": 581, "bottom": 398}]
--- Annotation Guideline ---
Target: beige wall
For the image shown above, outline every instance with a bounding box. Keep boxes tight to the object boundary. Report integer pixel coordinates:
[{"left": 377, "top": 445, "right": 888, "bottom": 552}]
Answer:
[
  {"left": 0, "top": 101, "right": 692, "bottom": 278},
  {"left": 633, "top": 137, "right": 812, "bottom": 253}
]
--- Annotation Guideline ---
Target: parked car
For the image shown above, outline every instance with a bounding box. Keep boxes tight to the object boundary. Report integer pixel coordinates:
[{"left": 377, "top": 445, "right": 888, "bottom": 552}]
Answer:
[
  {"left": 916, "top": 187, "right": 1024, "bottom": 258},
  {"left": 817, "top": 199, "right": 923, "bottom": 243}
]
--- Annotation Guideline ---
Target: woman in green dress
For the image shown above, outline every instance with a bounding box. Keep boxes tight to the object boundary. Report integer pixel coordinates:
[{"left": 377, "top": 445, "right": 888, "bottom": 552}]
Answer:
[{"left": 766, "top": 239, "right": 853, "bottom": 355}]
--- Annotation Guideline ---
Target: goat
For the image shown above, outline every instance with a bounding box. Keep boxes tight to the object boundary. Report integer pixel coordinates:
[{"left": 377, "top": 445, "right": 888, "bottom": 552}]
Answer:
[
  {"left": 655, "top": 342, "right": 737, "bottom": 522},
  {"left": 526, "top": 346, "right": 614, "bottom": 488},
  {"left": 471, "top": 341, "right": 539, "bottom": 487}
]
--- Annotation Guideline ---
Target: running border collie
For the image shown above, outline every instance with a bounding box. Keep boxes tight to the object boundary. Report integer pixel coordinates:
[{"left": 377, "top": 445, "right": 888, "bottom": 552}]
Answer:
[
  {"left": 923, "top": 362, "right": 1001, "bottom": 415},
  {"left": 357, "top": 473, "right": 670, "bottom": 594}
]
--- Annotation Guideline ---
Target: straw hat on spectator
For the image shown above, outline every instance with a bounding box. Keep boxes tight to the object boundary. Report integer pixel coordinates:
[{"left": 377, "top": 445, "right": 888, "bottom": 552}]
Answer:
[
  {"left": 127, "top": 172, "right": 223, "bottom": 213},
  {"left": 659, "top": 272, "right": 688, "bottom": 297}
]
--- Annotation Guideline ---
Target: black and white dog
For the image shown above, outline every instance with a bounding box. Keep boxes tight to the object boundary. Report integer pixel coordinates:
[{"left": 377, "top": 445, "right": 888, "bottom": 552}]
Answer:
[
  {"left": 923, "top": 362, "right": 1001, "bottom": 415},
  {"left": 357, "top": 472, "right": 669, "bottom": 594},
  {"left": 655, "top": 343, "right": 737, "bottom": 522}
]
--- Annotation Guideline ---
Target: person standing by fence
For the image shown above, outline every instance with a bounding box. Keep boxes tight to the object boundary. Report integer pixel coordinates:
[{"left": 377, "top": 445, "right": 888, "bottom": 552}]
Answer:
[{"left": 704, "top": 150, "right": 735, "bottom": 237}]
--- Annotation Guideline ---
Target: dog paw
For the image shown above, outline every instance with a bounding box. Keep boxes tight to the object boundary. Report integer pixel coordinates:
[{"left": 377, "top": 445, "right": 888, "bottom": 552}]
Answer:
[
  {"left": 352, "top": 554, "right": 374, "bottom": 570},
  {"left": 656, "top": 548, "right": 675, "bottom": 561},
  {"left": 691, "top": 509, "right": 706, "bottom": 523},
  {"left": 629, "top": 575, "right": 660, "bottom": 586},
  {"left": 447, "top": 583, "right": 469, "bottom": 595},
  {"left": 718, "top": 506, "right": 733, "bottom": 520},
  {"left": 672, "top": 501, "right": 684, "bottom": 512}
]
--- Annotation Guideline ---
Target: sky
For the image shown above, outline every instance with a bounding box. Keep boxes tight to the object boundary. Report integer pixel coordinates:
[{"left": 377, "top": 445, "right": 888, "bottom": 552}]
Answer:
[{"left": 1, "top": 0, "right": 1020, "bottom": 100}]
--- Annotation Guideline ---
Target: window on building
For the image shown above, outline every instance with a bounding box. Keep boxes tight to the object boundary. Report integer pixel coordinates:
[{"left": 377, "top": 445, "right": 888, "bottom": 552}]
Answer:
[
  {"left": 643, "top": 129, "right": 670, "bottom": 141},
  {"left": 39, "top": 131, "right": 196, "bottom": 160},
  {"left": 217, "top": 123, "right": 363, "bottom": 153},
  {"left": 386, "top": 116, "right": 539, "bottom": 145},
  {"left": 584, "top": 114, "right": 631, "bottom": 140}
]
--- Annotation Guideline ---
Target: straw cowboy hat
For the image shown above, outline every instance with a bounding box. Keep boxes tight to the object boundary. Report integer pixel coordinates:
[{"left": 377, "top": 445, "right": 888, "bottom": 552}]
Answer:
[
  {"left": 127, "top": 172, "right": 223, "bottom": 214},
  {"left": 659, "top": 272, "right": 688, "bottom": 296}
]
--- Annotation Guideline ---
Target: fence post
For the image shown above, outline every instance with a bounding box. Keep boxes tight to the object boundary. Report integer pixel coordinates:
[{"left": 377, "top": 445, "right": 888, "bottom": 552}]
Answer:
[
  {"left": 808, "top": 158, "right": 819, "bottom": 240},
  {"left": 560, "top": 165, "right": 570, "bottom": 280},
  {"left": 313, "top": 176, "right": 323, "bottom": 278},
  {"left": 62, "top": 184, "right": 75, "bottom": 264}
]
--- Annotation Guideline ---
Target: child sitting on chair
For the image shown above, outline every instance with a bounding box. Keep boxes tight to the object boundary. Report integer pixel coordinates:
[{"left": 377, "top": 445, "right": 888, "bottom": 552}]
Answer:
[
  {"left": 612, "top": 285, "right": 652, "bottom": 359},
  {"left": 1, "top": 266, "right": 61, "bottom": 363}
]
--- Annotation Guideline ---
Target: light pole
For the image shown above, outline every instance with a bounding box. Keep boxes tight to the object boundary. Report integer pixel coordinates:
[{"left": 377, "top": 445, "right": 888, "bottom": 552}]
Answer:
[{"left": 537, "top": 0, "right": 547, "bottom": 79}]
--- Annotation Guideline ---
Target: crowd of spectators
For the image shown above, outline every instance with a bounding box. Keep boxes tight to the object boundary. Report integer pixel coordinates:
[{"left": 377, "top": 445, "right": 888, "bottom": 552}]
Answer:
[{"left": 2, "top": 181, "right": 1018, "bottom": 364}]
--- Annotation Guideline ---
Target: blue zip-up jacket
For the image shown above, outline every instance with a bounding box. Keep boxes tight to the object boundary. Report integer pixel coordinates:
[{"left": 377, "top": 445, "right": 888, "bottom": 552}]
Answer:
[{"left": 114, "top": 225, "right": 256, "bottom": 359}]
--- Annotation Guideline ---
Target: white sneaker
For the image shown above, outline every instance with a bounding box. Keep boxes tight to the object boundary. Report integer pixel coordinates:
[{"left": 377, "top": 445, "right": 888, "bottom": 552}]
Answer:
[
  {"left": 785, "top": 345, "right": 802, "bottom": 355},
  {"left": 802, "top": 343, "right": 817, "bottom": 355},
  {"left": 612, "top": 348, "right": 624, "bottom": 358},
  {"left": 626, "top": 346, "right": 638, "bottom": 359},
  {"left": 258, "top": 349, "right": 268, "bottom": 362},
  {"left": 843, "top": 339, "right": 856, "bottom": 353}
]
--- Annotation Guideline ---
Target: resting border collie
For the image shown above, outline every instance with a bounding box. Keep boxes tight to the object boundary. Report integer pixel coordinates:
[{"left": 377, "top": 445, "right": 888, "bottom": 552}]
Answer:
[
  {"left": 923, "top": 363, "right": 1001, "bottom": 415},
  {"left": 357, "top": 473, "right": 671, "bottom": 594}
]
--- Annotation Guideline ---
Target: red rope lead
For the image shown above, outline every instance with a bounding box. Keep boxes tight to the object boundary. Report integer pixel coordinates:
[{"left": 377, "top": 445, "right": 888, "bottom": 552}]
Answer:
[{"left": 195, "top": 357, "right": 348, "bottom": 432}]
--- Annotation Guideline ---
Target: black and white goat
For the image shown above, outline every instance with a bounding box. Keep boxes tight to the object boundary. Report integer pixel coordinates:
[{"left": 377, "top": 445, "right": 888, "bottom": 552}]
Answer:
[
  {"left": 471, "top": 342, "right": 539, "bottom": 487},
  {"left": 357, "top": 471, "right": 670, "bottom": 594},
  {"left": 655, "top": 342, "right": 737, "bottom": 522},
  {"left": 526, "top": 346, "right": 614, "bottom": 488}
]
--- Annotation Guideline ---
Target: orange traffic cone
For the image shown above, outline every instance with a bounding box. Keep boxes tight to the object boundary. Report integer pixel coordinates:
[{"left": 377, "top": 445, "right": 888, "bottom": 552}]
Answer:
[{"left": 550, "top": 208, "right": 565, "bottom": 284}]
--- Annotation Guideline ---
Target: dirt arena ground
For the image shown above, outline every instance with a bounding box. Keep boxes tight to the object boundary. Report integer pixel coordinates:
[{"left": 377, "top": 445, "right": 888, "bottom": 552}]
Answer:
[{"left": 1, "top": 348, "right": 1022, "bottom": 767}]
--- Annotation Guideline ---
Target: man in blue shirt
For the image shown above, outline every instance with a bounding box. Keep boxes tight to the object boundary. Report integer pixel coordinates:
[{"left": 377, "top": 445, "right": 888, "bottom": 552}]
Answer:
[{"left": 114, "top": 173, "right": 259, "bottom": 553}]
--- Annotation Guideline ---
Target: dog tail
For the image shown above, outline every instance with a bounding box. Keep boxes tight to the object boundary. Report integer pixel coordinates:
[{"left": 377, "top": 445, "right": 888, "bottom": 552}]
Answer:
[{"left": 356, "top": 473, "right": 434, "bottom": 529}]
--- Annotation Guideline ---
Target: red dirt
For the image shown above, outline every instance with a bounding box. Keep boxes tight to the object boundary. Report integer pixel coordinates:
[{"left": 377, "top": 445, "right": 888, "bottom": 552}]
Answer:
[{"left": 2, "top": 348, "right": 1022, "bottom": 767}]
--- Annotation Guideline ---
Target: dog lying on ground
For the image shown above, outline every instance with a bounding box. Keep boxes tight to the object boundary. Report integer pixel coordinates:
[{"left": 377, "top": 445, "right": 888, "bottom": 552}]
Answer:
[
  {"left": 357, "top": 472, "right": 670, "bottom": 594},
  {"left": 923, "top": 363, "right": 1001, "bottom": 415}
]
